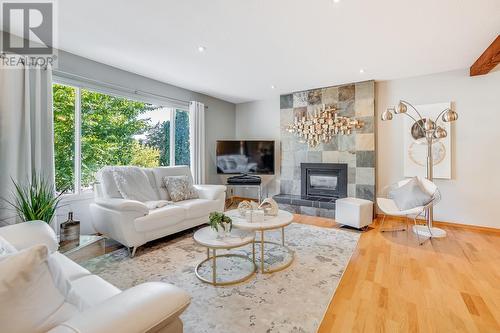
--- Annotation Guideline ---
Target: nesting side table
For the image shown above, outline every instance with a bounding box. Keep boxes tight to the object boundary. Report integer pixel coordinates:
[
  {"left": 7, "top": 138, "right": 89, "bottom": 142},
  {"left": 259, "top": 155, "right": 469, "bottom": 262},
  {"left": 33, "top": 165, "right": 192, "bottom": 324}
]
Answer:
[
  {"left": 193, "top": 227, "right": 257, "bottom": 286},
  {"left": 226, "top": 209, "right": 295, "bottom": 274}
]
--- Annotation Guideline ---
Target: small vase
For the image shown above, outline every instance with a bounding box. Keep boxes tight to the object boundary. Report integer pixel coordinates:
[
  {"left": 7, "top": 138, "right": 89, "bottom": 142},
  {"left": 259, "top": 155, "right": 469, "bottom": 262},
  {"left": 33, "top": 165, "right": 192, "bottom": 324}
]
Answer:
[
  {"left": 223, "top": 224, "right": 231, "bottom": 237},
  {"left": 215, "top": 224, "right": 231, "bottom": 239},
  {"left": 216, "top": 227, "right": 226, "bottom": 239},
  {"left": 60, "top": 212, "right": 80, "bottom": 246}
]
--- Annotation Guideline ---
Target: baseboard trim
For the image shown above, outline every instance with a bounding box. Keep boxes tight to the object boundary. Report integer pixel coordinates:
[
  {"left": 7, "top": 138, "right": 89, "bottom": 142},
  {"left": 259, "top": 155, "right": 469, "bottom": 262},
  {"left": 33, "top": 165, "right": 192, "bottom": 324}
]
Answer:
[{"left": 375, "top": 214, "right": 500, "bottom": 234}]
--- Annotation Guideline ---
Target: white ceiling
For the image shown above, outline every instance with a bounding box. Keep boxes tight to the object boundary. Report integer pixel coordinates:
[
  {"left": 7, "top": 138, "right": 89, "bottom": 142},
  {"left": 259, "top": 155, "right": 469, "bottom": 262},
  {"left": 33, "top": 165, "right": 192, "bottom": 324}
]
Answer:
[{"left": 56, "top": 0, "right": 500, "bottom": 104}]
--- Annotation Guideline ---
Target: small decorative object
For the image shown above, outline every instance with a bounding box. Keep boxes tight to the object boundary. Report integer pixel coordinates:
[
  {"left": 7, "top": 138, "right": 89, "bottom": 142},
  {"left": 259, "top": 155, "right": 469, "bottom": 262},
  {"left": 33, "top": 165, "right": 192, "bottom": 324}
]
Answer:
[
  {"left": 208, "top": 212, "right": 232, "bottom": 238},
  {"left": 245, "top": 209, "right": 265, "bottom": 223},
  {"left": 6, "top": 174, "right": 65, "bottom": 224},
  {"left": 237, "top": 200, "right": 259, "bottom": 217},
  {"left": 286, "top": 103, "right": 364, "bottom": 147},
  {"left": 59, "top": 212, "right": 80, "bottom": 248},
  {"left": 258, "top": 198, "right": 279, "bottom": 216}
]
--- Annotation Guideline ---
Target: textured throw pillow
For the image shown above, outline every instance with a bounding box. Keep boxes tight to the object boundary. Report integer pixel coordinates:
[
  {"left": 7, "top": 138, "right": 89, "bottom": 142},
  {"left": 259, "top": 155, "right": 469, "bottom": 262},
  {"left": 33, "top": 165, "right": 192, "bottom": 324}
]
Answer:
[
  {"left": 0, "top": 245, "right": 83, "bottom": 333},
  {"left": 113, "top": 166, "right": 159, "bottom": 202},
  {"left": 163, "top": 175, "right": 199, "bottom": 202},
  {"left": 389, "top": 177, "right": 432, "bottom": 211}
]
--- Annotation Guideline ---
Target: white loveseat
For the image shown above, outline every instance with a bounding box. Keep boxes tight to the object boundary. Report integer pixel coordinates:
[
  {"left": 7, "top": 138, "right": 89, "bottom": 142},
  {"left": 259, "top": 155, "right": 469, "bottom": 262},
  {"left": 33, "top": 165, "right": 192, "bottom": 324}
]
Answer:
[
  {"left": 90, "top": 166, "right": 226, "bottom": 256},
  {"left": 0, "top": 221, "right": 191, "bottom": 333}
]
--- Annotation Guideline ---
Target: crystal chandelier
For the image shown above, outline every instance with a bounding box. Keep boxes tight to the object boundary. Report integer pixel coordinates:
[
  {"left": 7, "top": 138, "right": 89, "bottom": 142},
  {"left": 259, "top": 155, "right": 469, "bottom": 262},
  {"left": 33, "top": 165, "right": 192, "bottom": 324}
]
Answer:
[{"left": 286, "top": 104, "right": 364, "bottom": 147}]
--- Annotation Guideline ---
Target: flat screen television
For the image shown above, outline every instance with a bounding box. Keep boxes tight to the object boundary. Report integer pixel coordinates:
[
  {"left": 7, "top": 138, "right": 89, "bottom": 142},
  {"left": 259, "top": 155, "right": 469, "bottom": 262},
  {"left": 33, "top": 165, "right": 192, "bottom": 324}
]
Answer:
[{"left": 216, "top": 140, "right": 275, "bottom": 175}]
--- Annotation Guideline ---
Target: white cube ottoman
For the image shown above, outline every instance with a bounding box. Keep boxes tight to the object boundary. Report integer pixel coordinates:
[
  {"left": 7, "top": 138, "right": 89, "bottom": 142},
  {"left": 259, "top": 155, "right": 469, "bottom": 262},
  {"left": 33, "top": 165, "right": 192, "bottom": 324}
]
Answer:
[{"left": 336, "top": 197, "right": 373, "bottom": 229}]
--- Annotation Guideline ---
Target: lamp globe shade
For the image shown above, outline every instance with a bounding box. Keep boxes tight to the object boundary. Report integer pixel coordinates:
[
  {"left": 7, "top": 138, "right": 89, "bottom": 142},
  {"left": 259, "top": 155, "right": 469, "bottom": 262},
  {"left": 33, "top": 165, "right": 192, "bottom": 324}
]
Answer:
[
  {"left": 395, "top": 102, "right": 407, "bottom": 114},
  {"left": 381, "top": 109, "right": 393, "bottom": 121},
  {"left": 442, "top": 109, "right": 458, "bottom": 122}
]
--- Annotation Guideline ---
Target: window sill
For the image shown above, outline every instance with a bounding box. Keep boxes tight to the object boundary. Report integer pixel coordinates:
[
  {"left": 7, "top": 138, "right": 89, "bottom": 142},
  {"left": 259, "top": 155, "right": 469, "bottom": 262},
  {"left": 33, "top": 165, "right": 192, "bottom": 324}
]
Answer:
[{"left": 59, "top": 190, "right": 94, "bottom": 202}]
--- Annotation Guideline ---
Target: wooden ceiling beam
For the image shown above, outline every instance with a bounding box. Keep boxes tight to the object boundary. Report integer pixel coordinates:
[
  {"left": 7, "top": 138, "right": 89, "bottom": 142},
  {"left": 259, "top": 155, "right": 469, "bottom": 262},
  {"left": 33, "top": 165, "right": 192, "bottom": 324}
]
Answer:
[{"left": 470, "top": 35, "right": 500, "bottom": 76}]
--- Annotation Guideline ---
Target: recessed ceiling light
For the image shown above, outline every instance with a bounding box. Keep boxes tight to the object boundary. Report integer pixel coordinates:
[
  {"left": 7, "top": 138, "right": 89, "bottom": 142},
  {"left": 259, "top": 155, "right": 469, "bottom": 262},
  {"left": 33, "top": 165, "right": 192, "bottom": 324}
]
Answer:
[
  {"left": 198, "top": 46, "right": 206, "bottom": 53},
  {"left": 359, "top": 68, "right": 365, "bottom": 74},
  {"left": 271, "top": 85, "right": 276, "bottom": 89},
  {"left": 333, "top": 0, "right": 340, "bottom": 3}
]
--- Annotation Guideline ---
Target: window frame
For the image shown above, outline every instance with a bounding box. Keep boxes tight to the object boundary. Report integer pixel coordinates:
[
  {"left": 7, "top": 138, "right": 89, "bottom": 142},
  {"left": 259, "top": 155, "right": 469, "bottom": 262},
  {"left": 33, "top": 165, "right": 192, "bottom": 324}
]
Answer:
[{"left": 53, "top": 77, "right": 190, "bottom": 195}]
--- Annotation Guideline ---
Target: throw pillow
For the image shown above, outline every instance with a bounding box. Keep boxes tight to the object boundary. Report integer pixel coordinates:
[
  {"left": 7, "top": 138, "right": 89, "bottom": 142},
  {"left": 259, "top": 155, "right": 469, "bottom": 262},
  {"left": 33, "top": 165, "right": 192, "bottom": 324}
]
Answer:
[
  {"left": 163, "top": 175, "right": 199, "bottom": 202},
  {"left": 113, "top": 166, "right": 159, "bottom": 202},
  {"left": 389, "top": 177, "right": 432, "bottom": 211},
  {"left": 0, "top": 245, "right": 80, "bottom": 333}
]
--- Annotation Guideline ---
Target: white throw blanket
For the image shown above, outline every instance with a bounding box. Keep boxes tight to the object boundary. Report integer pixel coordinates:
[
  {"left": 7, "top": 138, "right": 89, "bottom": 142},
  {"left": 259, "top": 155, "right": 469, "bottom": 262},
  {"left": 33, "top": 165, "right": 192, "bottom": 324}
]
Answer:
[
  {"left": 112, "top": 167, "right": 159, "bottom": 203},
  {"left": 144, "top": 201, "right": 171, "bottom": 210}
]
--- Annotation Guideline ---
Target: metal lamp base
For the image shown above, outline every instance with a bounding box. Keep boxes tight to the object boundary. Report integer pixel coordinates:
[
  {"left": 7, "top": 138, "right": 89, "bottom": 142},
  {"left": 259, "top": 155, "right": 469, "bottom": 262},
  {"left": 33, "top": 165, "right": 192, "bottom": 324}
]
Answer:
[{"left": 412, "top": 225, "right": 447, "bottom": 238}]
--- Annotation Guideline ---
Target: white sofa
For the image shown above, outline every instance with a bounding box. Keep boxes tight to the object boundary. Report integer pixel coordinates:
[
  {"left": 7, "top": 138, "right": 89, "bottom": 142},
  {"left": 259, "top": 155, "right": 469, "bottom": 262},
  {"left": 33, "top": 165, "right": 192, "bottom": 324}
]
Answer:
[
  {"left": 0, "top": 221, "right": 191, "bottom": 333},
  {"left": 90, "top": 166, "right": 226, "bottom": 256}
]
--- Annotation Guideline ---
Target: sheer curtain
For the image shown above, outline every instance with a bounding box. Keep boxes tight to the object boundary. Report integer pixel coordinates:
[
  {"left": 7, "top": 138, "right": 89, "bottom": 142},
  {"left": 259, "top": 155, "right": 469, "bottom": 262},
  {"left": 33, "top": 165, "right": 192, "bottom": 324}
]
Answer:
[
  {"left": 189, "top": 101, "right": 205, "bottom": 184},
  {"left": 0, "top": 61, "right": 54, "bottom": 225}
]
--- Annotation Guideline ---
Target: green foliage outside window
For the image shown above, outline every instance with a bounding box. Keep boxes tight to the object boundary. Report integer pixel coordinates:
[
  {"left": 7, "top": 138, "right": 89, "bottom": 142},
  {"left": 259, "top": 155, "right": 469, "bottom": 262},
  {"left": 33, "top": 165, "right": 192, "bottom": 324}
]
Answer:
[
  {"left": 175, "top": 110, "right": 190, "bottom": 166},
  {"left": 80, "top": 88, "right": 154, "bottom": 189},
  {"left": 53, "top": 85, "right": 76, "bottom": 192},
  {"left": 144, "top": 120, "right": 170, "bottom": 166},
  {"left": 53, "top": 84, "right": 191, "bottom": 193}
]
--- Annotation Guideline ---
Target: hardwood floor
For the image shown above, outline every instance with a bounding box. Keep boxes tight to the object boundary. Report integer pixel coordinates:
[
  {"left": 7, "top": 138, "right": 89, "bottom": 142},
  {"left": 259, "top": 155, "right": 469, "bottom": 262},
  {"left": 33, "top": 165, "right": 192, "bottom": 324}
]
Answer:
[{"left": 296, "top": 215, "right": 500, "bottom": 333}]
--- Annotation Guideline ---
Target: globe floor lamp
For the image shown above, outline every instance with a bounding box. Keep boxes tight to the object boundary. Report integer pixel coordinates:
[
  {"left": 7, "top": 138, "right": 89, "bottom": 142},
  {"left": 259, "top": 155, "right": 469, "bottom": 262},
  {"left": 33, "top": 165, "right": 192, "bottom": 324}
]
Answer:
[{"left": 381, "top": 101, "right": 458, "bottom": 238}]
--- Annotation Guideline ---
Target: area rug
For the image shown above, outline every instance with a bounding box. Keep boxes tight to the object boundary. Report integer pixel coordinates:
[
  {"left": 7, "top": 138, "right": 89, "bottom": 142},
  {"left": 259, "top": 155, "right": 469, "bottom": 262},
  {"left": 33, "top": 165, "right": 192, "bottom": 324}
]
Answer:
[{"left": 81, "top": 223, "right": 360, "bottom": 333}]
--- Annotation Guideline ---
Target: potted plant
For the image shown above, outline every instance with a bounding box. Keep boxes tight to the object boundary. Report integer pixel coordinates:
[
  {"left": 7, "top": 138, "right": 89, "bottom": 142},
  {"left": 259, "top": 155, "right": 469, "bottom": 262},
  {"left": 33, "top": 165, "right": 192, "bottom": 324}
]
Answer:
[
  {"left": 208, "top": 212, "right": 232, "bottom": 238},
  {"left": 6, "top": 174, "right": 65, "bottom": 225}
]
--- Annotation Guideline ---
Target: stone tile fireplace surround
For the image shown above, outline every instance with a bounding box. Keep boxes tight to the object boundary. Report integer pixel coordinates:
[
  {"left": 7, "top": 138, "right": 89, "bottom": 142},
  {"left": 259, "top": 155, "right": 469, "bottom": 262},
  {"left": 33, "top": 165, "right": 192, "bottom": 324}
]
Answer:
[{"left": 274, "top": 81, "right": 375, "bottom": 218}]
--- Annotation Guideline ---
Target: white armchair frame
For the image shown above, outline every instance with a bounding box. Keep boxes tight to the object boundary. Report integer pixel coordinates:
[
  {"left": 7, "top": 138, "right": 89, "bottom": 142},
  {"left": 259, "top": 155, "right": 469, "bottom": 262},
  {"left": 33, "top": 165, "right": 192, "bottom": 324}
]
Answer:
[
  {"left": 0, "top": 221, "right": 191, "bottom": 333},
  {"left": 377, "top": 178, "right": 441, "bottom": 245}
]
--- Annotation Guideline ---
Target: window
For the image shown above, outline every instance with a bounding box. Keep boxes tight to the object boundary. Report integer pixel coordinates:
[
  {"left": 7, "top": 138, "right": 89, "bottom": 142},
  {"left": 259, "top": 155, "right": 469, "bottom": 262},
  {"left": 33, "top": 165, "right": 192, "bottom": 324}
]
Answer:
[
  {"left": 174, "top": 109, "right": 190, "bottom": 166},
  {"left": 53, "top": 84, "right": 76, "bottom": 192},
  {"left": 53, "top": 83, "right": 190, "bottom": 194}
]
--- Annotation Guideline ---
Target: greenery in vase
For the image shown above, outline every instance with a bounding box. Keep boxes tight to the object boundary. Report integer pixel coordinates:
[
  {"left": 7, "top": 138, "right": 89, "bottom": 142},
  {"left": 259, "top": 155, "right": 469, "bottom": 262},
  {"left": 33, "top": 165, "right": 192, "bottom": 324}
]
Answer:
[
  {"left": 6, "top": 174, "right": 65, "bottom": 224},
  {"left": 208, "top": 212, "right": 232, "bottom": 232}
]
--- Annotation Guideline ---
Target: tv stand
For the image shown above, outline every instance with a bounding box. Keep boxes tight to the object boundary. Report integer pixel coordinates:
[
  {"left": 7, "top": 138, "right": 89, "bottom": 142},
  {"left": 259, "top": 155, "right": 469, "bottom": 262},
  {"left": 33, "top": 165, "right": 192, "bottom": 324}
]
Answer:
[
  {"left": 227, "top": 174, "right": 261, "bottom": 185},
  {"left": 225, "top": 175, "right": 264, "bottom": 209}
]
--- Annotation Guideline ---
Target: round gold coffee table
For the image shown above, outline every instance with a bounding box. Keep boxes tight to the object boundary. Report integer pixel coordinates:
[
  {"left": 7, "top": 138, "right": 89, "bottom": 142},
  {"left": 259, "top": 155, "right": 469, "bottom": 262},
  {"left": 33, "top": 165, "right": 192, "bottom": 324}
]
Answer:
[
  {"left": 193, "top": 227, "right": 257, "bottom": 286},
  {"left": 226, "top": 209, "right": 295, "bottom": 274}
]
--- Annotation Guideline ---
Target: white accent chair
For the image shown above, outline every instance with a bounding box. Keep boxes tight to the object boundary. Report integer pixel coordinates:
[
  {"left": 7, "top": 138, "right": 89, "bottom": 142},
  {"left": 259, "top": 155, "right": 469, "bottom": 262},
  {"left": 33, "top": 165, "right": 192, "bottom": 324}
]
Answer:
[
  {"left": 0, "top": 221, "right": 191, "bottom": 333},
  {"left": 90, "top": 166, "right": 226, "bottom": 257},
  {"left": 376, "top": 177, "right": 440, "bottom": 245}
]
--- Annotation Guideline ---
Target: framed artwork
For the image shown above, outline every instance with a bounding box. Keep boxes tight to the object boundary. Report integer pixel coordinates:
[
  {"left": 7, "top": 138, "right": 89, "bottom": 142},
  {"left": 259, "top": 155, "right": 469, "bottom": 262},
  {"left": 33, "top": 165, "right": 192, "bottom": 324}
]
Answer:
[{"left": 403, "top": 102, "right": 451, "bottom": 179}]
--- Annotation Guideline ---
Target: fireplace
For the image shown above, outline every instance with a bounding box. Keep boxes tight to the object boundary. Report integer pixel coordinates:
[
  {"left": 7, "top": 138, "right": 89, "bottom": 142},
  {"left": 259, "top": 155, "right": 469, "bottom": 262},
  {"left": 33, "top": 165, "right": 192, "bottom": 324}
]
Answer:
[{"left": 301, "top": 163, "right": 347, "bottom": 199}]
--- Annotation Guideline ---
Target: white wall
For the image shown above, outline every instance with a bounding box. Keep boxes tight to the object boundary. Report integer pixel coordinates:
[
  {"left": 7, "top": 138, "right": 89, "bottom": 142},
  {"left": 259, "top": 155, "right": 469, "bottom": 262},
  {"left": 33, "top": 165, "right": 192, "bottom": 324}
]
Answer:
[
  {"left": 235, "top": 98, "right": 281, "bottom": 139},
  {"left": 234, "top": 69, "right": 500, "bottom": 229},
  {"left": 235, "top": 98, "right": 281, "bottom": 197},
  {"left": 377, "top": 69, "right": 500, "bottom": 229}
]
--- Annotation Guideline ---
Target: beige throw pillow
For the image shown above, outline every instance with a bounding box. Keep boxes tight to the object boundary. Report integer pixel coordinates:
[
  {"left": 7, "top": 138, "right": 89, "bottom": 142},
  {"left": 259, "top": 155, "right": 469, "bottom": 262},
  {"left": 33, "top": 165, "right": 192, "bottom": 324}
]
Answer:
[
  {"left": 163, "top": 175, "right": 199, "bottom": 202},
  {"left": 0, "top": 245, "right": 85, "bottom": 333},
  {"left": 0, "top": 245, "right": 72, "bottom": 332}
]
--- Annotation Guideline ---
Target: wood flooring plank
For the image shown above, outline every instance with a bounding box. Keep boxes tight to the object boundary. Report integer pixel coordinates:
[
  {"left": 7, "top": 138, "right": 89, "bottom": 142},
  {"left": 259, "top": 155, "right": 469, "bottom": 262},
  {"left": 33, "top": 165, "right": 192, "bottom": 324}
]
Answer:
[{"left": 302, "top": 215, "right": 500, "bottom": 333}]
